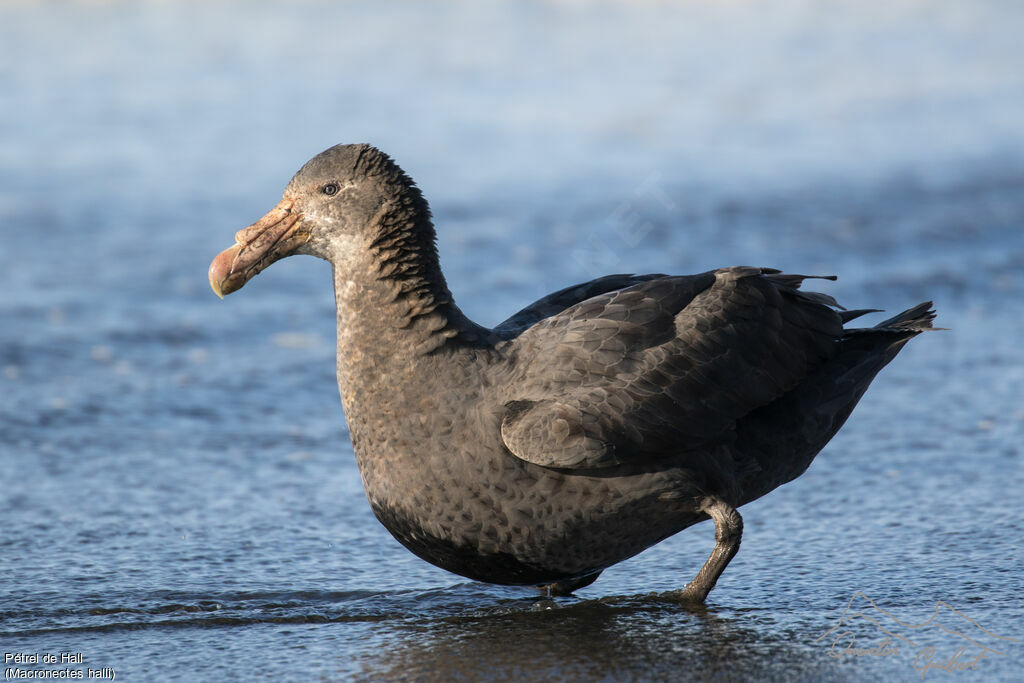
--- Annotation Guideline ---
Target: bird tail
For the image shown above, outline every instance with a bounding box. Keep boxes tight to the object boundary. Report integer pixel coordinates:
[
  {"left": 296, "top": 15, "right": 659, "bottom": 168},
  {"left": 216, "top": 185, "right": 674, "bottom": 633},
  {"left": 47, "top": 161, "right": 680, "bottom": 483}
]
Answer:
[
  {"left": 871, "top": 301, "right": 938, "bottom": 331},
  {"left": 842, "top": 301, "right": 940, "bottom": 336}
]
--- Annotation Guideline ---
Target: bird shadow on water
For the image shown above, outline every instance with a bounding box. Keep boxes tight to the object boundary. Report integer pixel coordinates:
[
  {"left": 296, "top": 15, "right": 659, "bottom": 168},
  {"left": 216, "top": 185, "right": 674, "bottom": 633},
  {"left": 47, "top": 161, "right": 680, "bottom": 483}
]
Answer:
[{"left": 355, "top": 588, "right": 845, "bottom": 681}]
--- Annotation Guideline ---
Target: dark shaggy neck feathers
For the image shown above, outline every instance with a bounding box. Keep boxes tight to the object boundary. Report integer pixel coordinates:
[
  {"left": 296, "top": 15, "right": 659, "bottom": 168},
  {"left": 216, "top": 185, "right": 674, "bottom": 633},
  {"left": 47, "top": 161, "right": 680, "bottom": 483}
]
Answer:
[
  {"left": 369, "top": 184, "right": 448, "bottom": 312},
  {"left": 343, "top": 150, "right": 489, "bottom": 352}
]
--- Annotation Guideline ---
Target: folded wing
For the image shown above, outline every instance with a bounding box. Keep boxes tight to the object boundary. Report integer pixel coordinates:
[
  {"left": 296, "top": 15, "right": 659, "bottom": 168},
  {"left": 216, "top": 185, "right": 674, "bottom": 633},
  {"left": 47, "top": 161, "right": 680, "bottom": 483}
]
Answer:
[{"left": 499, "top": 267, "right": 844, "bottom": 469}]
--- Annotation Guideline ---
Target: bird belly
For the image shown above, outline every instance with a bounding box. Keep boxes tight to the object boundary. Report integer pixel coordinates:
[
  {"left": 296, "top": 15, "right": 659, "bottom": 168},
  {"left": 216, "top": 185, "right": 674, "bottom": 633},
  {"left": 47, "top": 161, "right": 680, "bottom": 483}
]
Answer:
[{"left": 363, "top": 464, "right": 703, "bottom": 586}]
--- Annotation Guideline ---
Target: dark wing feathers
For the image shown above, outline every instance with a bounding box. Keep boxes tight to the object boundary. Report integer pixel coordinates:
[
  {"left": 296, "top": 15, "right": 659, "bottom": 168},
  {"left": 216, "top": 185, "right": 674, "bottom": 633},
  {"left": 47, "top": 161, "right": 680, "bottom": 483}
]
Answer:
[
  {"left": 492, "top": 273, "right": 665, "bottom": 338},
  {"left": 500, "top": 267, "right": 845, "bottom": 470}
]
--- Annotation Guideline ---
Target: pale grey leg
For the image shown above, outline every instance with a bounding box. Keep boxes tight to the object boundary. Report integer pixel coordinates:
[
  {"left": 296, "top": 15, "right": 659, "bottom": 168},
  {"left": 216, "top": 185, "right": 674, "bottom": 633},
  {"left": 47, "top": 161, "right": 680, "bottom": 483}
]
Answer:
[{"left": 674, "top": 497, "right": 743, "bottom": 604}]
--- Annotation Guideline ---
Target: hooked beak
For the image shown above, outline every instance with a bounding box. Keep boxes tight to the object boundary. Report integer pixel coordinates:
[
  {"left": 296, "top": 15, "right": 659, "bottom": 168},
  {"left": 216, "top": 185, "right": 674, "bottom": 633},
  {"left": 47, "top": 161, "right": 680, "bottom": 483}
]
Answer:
[{"left": 208, "top": 199, "right": 309, "bottom": 298}]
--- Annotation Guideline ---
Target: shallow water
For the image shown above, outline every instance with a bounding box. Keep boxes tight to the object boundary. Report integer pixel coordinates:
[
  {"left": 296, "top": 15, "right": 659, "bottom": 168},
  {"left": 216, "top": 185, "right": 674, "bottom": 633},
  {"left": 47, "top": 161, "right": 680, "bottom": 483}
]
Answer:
[{"left": 2, "top": 1, "right": 1023, "bottom": 680}]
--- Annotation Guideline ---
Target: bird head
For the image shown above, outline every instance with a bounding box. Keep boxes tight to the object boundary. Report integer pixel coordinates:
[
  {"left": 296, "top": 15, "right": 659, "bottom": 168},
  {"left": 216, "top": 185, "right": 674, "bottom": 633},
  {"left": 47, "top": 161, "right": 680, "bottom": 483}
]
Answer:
[{"left": 209, "top": 143, "right": 412, "bottom": 298}]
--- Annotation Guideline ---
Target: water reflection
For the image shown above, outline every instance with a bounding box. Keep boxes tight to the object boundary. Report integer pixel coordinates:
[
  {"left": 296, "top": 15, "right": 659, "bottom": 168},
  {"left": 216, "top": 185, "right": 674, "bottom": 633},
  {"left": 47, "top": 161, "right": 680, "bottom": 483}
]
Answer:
[{"left": 360, "top": 594, "right": 843, "bottom": 681}]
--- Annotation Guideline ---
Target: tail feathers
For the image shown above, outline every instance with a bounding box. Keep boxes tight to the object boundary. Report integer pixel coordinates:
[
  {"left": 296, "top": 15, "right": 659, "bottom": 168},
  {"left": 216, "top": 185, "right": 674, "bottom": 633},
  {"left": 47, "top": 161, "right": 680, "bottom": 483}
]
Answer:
[
  {"left": 755, "top": 269, "right": 940, "bottom": 333},
  {"left": 873, "top": 301, "right": 939, "bottom": 331},
  {"left": 841, "top": 302, "right": 941, "bottom": 342}
]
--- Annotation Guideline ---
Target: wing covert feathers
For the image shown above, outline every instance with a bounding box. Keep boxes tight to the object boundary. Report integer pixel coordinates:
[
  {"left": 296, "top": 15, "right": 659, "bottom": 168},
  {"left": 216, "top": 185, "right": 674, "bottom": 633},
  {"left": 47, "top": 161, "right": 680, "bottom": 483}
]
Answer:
[{"left": 500, "top": 267, "right": 849, "bottom": 470}]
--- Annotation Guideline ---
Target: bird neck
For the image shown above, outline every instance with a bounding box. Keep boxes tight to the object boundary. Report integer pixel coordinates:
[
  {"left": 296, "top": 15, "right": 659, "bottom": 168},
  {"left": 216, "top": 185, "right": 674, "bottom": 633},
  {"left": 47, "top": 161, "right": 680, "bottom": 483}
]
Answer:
[
  {"left": 329, "top": 194, "right": 490, "bottom": 381},
  {"left": 328, "top": 204, "right": 494, "bottom": 448}
]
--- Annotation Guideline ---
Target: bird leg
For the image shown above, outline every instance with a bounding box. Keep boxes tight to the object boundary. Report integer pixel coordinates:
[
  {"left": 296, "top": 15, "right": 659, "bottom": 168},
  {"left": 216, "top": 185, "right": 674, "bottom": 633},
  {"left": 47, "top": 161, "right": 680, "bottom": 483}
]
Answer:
[{"left": 674, "top": 497, "right": 743, "bottom": 604}]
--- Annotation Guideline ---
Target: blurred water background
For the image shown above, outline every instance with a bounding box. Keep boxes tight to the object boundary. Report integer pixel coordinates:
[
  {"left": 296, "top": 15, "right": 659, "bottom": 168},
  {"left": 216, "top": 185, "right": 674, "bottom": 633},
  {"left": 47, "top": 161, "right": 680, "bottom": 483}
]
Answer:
[{"left": 1, "top": 0, "right": 1022, "bottom": 680}]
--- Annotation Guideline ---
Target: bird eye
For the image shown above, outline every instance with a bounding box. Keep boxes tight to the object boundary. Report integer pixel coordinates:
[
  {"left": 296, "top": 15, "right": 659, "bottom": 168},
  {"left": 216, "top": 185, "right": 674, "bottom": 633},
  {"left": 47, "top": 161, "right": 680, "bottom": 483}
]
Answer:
[{"left": 322, "top": 183, "right": 339, "bottom": 196}]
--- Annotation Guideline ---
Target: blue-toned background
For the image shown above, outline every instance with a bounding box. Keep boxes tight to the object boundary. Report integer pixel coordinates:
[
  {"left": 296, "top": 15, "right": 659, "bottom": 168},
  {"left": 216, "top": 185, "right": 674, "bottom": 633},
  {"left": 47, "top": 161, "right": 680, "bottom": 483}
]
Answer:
[{"left": 2, "top": 1, "right": 1022, "bottom": 679}]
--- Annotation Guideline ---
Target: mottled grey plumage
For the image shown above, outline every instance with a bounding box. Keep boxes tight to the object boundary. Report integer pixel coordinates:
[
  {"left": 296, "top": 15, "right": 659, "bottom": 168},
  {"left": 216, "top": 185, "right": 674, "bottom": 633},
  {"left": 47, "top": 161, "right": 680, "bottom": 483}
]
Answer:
[{"left": 210, "top": 144, "right": 936, "bottom": 602}]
